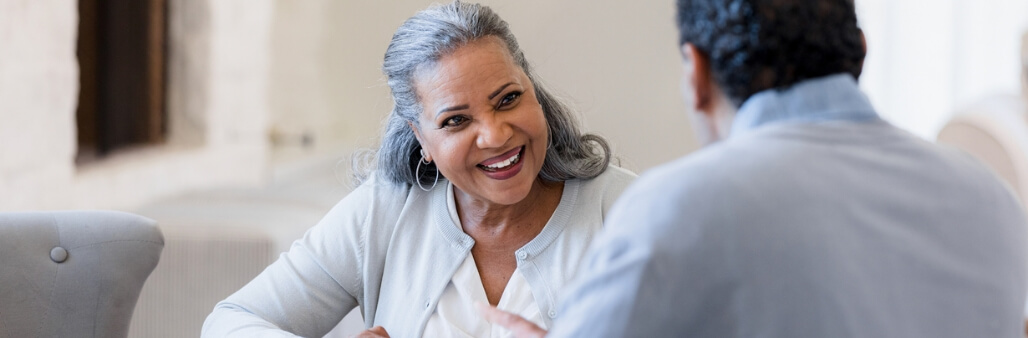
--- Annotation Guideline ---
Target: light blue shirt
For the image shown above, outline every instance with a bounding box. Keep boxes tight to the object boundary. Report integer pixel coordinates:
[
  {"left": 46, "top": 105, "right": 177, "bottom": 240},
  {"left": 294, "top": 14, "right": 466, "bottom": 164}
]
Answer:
[{"left": 549, "top": 74, "right": 1028, "bottom": 337}]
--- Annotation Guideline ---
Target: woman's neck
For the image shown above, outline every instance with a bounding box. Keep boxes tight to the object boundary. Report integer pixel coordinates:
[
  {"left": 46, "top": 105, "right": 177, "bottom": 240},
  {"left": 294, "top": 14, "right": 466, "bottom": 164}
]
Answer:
[{"left": 454, "top": 178, "right": 564, "bottom": 244}]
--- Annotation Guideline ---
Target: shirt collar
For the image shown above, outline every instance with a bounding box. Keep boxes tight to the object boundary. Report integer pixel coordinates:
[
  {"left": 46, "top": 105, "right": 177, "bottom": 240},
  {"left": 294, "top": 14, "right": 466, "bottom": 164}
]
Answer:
[{"left": 729, "top": 73, "right": 880, "bottom": 137}]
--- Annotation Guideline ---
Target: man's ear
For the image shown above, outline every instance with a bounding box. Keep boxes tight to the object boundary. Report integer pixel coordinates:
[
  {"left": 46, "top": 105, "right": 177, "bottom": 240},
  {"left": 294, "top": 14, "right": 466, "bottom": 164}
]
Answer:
[
  {"left": 860, "top": 30, "right": 868, "bottom": 56},
  {"left": 681, "top": 43, "right": 716, "bottom": 117},
  {"left": 856, "top": 29, "right": 867, "bottom": 78}
]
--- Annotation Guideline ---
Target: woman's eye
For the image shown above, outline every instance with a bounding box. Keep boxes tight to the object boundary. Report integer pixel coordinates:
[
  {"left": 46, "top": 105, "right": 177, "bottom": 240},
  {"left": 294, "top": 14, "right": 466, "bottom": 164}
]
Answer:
[
  {"left": 498, "top": 92, "right": 521, "bottom": 108},
  {"left": 441, "top": 115, "right": 469, "bottom": 128}
]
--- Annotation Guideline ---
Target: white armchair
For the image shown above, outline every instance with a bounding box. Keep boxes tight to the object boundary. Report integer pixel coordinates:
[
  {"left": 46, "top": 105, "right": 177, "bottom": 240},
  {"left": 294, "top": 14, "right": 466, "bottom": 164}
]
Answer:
[
  {"left": 937, "top": 95, "right": 1028, "bottom": 204},
  {"left": 937, "top": 31, "right": 1028, "bottom": 206},
  {"left": 936, "top": 32, "right": 1028, "bottom": 322}
]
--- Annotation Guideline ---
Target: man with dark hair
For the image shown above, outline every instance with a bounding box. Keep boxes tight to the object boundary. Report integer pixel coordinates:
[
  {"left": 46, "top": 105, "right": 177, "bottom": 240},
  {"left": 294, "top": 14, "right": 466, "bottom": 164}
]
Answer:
[{"left": 483, "top": 0, "right": 1028, "bottom": 336}]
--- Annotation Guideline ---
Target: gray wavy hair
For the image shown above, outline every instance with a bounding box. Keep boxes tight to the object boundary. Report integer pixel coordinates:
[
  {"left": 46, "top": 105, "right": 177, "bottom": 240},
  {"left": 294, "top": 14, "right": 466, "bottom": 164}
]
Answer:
[{"left": 354, "top": 1, "right": 611, "bottom": 187}]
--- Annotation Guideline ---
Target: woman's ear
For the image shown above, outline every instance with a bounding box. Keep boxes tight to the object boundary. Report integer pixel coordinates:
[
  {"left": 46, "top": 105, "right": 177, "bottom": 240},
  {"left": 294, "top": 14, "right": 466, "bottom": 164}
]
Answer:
[
  {"left": 407, "top": 121, "right": 421, "bottom": 140},
  {"left": 407, "top": 121, "right": 430, "bottom": 162}
]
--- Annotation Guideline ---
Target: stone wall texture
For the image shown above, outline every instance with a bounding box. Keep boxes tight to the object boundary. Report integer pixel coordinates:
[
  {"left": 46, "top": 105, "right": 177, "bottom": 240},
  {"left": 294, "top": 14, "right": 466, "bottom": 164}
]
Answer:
[
  {"left": 0, "top": 0, "right": 79, "bottom": 209},
  {"left": 0, "top": 0, "right": 274, "bottom": 210}
]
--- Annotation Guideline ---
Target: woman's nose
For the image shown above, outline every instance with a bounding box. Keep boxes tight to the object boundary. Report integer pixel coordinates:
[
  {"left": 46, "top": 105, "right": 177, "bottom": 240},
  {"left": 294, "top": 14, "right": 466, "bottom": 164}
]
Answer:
[{"left": 476, "top": 115, "right": 513, "bottom": 149}]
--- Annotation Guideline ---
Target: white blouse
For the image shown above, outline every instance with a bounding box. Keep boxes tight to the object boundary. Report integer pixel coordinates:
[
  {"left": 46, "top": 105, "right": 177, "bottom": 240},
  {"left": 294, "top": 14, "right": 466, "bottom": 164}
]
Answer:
[{"left": 422, "top": 182, "right": 547, "bottom": 337}]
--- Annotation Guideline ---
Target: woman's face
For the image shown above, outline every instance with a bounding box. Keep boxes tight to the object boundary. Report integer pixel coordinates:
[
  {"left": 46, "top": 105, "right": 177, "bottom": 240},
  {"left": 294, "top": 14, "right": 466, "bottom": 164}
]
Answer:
[{"left": 411, "top": 37, "right": 548, "bottom": 206}]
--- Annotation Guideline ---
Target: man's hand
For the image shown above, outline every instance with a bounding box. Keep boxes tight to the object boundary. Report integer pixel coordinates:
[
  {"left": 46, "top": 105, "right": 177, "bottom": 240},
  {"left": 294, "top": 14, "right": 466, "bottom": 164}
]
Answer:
[
  {"left": 349, "top": 326, "right": 389, "bottom": 338},
  {"left": 476, "top": 302, "right": 548, "bottom": 338}
]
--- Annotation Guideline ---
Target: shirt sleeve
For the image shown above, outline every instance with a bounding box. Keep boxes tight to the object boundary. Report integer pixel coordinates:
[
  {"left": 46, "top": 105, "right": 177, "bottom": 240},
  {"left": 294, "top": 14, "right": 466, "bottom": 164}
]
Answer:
[{"left": 201, "top": 180, "right": 384, "bottom": 338}]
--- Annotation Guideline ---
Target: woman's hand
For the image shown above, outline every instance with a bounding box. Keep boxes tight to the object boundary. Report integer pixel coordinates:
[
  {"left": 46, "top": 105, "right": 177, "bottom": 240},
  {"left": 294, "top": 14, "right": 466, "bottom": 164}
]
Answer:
[
  {"left": 349, "top": 326, "right": 390, "bottom": 338},
  {"left": 476, "top": 302, "right": 547, "bottom": 338}
]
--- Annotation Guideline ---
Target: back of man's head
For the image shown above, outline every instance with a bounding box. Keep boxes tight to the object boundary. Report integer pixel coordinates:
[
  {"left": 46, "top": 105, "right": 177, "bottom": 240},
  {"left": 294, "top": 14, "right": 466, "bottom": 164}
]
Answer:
[{"left": 676, "top": 0, "right": 865, "bottom": 107}]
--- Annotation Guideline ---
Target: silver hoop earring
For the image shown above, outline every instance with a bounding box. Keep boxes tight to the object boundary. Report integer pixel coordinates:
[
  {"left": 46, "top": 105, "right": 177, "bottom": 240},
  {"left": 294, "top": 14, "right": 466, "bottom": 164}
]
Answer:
[{"left": 415, "top": 151, "right": 440, "bottom": 192}]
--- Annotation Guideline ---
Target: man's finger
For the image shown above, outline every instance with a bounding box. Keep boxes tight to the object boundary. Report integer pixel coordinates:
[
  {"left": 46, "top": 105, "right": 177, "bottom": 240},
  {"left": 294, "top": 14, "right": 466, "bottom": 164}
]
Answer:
[
  {"left": 368, "top": 326, "right": 389, "bottom": 336},
  {"left": 348, "top": 326, "right": 389, "bottom": 338},
  {"left": 476, "top": 301, "right": 547, "bottom": 338}
]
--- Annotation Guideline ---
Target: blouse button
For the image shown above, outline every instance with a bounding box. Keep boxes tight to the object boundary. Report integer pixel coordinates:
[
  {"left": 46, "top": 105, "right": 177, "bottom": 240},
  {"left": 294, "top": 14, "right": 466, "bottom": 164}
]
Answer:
[
  {"left": 548, "top": 310, "right": 557, "bottom": 318},
  {"left": 516, "top": 251, "right": 528, "bottom": 260}
]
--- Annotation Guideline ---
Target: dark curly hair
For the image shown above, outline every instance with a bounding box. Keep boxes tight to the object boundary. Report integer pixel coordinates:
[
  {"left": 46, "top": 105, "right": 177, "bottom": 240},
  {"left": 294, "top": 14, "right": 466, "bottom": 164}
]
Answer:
[{"left": 676, "top": 0, "right": 865, "bottom": 107}]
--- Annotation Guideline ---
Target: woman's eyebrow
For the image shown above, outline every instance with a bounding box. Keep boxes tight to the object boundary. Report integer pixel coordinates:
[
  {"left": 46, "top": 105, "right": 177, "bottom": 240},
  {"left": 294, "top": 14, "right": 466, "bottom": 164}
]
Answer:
[
  {"left": 488, "top": 82, "right": 515, "bottom": 100},
  {"left": 437, "top": 104, "right": 470, "bottom": 116},
  {"left": 436, "top": 82, "right": 516, "bottom": 116}
]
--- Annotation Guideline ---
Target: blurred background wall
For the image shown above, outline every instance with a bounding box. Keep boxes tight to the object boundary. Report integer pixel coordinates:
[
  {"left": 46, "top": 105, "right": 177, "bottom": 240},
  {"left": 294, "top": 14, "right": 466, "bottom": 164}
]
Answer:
[
  {"left": 0, "top": 0, "right": 696, "bottom": 212},
  {"left": 269, "top": 0, "right": 694, "bottom": 174},
  {"left": 0, "top": 0, "right": 274, "bottom": 211},
  {"left": 857, "top": 0, "right": 1028, "bottom": 139},
  {"left": 3, "top": 0, "right": 1026, "bottom": 211}
]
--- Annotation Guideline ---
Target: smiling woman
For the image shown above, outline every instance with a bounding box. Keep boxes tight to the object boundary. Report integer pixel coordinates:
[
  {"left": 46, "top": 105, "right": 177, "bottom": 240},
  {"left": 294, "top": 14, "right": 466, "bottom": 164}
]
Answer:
[
  {"left": 366, "top": 2, "right": 613, "bottom": 189},
  {"left": 201, "top": 1, "right": 636, "bottom": 337},
  {"left": 411, "top": 37, "right": 550, "bottom": 207}
]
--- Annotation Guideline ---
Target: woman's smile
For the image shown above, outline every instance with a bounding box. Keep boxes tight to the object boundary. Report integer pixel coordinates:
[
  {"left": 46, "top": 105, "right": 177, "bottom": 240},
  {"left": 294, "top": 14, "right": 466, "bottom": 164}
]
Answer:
[{"left": 477, "top": 146, "right": 524, "bottom": 180}]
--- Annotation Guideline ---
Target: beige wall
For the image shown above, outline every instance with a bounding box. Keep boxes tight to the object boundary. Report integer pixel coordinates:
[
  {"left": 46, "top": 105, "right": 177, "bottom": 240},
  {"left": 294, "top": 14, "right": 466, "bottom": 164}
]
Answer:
[
  {"left": 0, "top": 0, "right": 80, "bottom": 209},
  {"left": 5, "top": 0, "right": 1027, "bottom": 210},
  {"left": 0, "top": 0, "right": 274, "bottom": 210},
  {"left": 269, "top": 0, "right": 698, "bottom": 173},
  {"left": 0, "top": 0, "right": 695, "bottom": 210}
]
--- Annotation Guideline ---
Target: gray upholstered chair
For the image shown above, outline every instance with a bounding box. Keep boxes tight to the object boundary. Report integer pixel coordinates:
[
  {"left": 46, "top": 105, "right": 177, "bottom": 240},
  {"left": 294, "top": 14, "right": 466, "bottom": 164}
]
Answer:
[{"left": 0, "top": 210, "right": 164, "bottom": 337}]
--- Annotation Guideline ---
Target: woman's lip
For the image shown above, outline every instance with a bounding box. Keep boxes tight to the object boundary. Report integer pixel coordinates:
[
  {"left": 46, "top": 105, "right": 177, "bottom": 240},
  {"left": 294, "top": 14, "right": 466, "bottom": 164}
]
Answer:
[
  {"left": 478, "top": 146, "right": 524, "bottom": 167},
  {"left": 478, "top": 149, "right": 524, "bottom": 180}
]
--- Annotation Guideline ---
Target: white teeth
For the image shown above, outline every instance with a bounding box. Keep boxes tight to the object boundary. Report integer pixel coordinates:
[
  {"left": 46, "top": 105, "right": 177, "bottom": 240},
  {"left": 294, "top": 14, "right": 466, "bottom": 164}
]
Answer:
[{"left": 484, "top": 152, "right": 520, "bottom": 170}]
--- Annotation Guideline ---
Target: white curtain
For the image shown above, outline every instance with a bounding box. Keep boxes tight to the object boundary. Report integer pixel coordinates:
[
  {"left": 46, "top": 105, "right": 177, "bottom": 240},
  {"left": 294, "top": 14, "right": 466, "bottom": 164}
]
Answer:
[{"left": 855, "top": 0, "right": 1028, "bottom": 139}]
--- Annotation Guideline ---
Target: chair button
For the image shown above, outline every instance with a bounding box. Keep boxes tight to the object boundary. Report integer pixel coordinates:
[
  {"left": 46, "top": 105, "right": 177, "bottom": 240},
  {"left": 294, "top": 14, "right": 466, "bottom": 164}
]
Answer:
[
  {"left": 50, "top": 246, "right": 69, "bottom": 261},
  {"left": 50, "top": 247, "right": 68, "bottom": 263}
]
